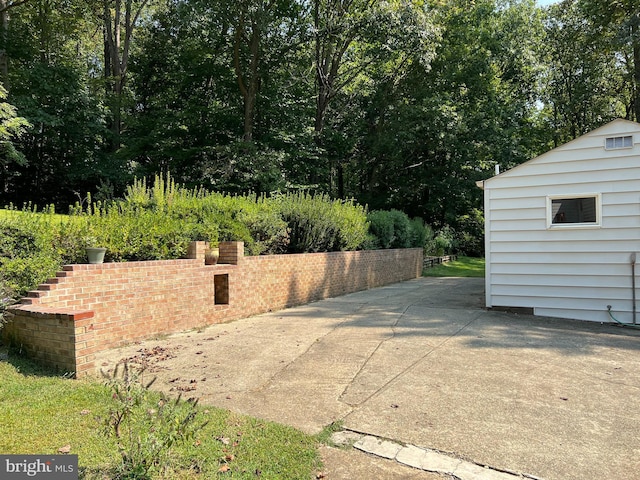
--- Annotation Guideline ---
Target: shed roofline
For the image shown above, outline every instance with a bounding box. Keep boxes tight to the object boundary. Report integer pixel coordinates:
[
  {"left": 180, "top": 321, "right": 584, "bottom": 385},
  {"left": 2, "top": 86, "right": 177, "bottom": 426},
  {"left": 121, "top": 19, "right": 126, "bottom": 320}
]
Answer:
[{"left": 478, "top": 118, "right": 640, "bottom": 189}]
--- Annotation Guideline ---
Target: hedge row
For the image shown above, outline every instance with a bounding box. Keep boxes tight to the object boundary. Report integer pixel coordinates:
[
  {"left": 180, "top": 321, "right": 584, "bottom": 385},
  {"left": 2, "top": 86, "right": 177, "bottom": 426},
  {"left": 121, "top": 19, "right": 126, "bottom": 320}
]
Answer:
[{"left": 0, "top": 175, "right": 436, "bottom": 317}]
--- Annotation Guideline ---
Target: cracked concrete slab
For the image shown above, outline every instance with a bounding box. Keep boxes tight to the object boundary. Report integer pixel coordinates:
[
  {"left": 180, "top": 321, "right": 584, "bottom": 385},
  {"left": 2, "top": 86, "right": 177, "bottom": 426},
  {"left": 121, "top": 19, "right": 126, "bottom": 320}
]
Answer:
[{"left": 95, "top": 277, "right": 640, "bottom": 480}]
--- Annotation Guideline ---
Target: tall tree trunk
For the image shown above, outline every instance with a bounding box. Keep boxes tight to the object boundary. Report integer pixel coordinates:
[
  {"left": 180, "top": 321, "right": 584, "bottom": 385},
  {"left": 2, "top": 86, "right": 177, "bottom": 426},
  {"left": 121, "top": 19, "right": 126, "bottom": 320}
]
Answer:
[
  {"left": 633, "top": 21, "right": 640, "bottom": 122},
  {"left": 0, "top": 1, "right": 8, "bottom": 88},
  {"left": 103, "top": 0, "right": 149, "bottom": 151},
  {"left": 0, "top": 0, "right": 30, "bottom": 88},
  {"left": 234, "top": 9, "right": 261, "bottom": 144}
]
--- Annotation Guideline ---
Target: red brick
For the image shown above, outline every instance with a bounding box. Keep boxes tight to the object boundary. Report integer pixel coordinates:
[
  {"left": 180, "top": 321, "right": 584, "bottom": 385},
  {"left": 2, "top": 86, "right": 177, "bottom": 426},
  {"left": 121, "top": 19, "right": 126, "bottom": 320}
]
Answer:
[{"left": 6, "top": 241, "right": 422, "bottom": 378}]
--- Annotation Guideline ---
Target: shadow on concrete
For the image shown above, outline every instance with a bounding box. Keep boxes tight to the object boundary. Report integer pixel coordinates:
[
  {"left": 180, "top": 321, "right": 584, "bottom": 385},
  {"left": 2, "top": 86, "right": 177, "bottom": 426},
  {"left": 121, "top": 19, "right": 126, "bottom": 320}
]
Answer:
[{"left": 287, "top": 276, "right": 640, "bottom": 356}]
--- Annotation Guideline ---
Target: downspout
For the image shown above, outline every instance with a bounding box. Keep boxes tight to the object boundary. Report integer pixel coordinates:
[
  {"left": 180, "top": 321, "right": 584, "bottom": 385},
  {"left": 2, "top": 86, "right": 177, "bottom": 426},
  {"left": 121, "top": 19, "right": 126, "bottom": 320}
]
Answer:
[{"left": 632, "top": 253, "right": 637, "bottom": 325}]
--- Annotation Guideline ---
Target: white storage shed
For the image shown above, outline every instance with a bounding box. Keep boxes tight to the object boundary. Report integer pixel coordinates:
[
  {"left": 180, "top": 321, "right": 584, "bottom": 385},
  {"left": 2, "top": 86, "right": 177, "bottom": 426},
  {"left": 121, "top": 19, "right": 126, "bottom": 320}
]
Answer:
[{"left": 477, "top": 119, "right": 640, "bottom": 324}]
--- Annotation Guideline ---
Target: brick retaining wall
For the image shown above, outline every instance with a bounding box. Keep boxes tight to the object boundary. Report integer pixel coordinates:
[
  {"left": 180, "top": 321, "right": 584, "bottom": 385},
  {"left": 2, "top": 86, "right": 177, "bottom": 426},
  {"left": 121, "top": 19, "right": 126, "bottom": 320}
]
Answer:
[{"left": 2, "top": 242, "right": 422, "bottom": 376}]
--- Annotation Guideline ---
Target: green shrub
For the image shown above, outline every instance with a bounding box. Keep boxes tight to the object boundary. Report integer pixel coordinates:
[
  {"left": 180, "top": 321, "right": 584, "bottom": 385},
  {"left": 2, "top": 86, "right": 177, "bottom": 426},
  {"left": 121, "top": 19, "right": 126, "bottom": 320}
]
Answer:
[
  {"left": 88, "top": 206, "right": 198, "bottom": 262},
  {"left": 367, "top": 210, "right": 394, "bottom": 249},
  {"left": 197, "top": 192, "right": 289, "bottom": 255},
  {"left": 0, "top": 206, "right": 61, "bottom": 297},
  {"left": 277, "top": 192, "right": 368, "bottom": 253},
  {"left": 123, "top": 174, "right": 290, "bottom": 255},
  {"left": 0, "top": 281, "right": 16, "bottom": 328},
  {"left": 388, "top": 210, "right": 412, "bottom": 248},
  {"left": 408, "top": 217, "right": 429, "bottom": 249},
  {"left": 423, "top": 224, "right": 436, "bottom": 255},
  {"left": 367, "top": 209, "right": 418, "bottom": 249},
  {"left": 455, "top": 209, "right": 484, "bottom": 257},
  {"left": 0, "top": 255, "right": 60, "bottom": 297},
  {"left": 433, "top": 225, "right": 456, "bottom": 256},
  {"left": 332, "top": 198, "right": 370, "bottom": 251}
]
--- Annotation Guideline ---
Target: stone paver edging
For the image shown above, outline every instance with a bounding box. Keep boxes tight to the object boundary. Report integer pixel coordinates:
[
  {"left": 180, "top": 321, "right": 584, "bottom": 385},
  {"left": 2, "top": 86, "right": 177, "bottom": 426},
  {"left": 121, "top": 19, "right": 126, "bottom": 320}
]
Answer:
[{"left": 332, "top": 431, "right": 544, "bottom": 480}]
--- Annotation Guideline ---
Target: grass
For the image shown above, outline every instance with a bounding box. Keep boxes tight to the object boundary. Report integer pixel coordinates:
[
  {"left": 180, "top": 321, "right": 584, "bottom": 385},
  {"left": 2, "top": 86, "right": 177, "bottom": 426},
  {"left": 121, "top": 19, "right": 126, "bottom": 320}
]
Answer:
[
  {"left": 423, "top": 256, "right": 485, "bottom": 277},
  {"left": 0, "top": 207, "right": 68, "bottom": 220},
  {"left": 0, "top": 350, "right": 323, "bottom": 479}
]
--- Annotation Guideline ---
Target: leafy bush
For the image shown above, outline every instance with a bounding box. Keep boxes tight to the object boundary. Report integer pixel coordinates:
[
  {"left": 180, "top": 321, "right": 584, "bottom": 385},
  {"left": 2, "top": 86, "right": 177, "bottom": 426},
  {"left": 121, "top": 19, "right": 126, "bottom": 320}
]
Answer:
[
  {"left": 197, "top": 192, "right": 289, "bottom": 255},
  {"left": 1, "top": 255, "right": 60, "bottom": 297},
  {"left": 433, "top": 225, "right": 456, "bottom": 256},
  {"left": 455, "top": 209, "right": 484, "bottom": 257},
  {"left": 408, "top": 217, "right": 429, "bottom": 249},
  {"left": 0, "top": 206, "right": 61, "bottom": 297},
  {"left": 367, "top": 210, "right": 394, "bottom": 249},
  {"left": 85, "top": 204, "right": 211, "bottom": 262},
  {"left": 367, "top": 209, "right": 424, "bottom": 249},
  {"left": 388, "top": 210, "right": 412, "bottom": 248},
  {"left": 123, "top": 174, "right": 290, "bottom": 255},
  {"left": 423, "top": 223, "right": 436, "bottom": 255},
  {"left": 277, "top": 192, "right": 368, "bottom": 253}
]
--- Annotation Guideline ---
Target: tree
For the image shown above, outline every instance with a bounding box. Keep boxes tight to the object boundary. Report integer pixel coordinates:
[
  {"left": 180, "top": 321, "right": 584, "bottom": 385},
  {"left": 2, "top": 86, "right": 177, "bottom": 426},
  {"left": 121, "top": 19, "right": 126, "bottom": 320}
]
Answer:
[
  {"left": 578, "top": 0, "right": 640, "bottom": 121},
  {"left": 228, "top": 0, "right": 307, "bottom": 143},
  {"left": 343, "top": 0, "right": 544, "bottom": 228},
  {"left": 0, "top": 0, "right": 31, "bottom": 86},
  {"left": 313, "top": 0, "right": 438, "bottom": 194},
  {"left": 0, "top": 84, "right": 29, "bottom": 193},
  {"left": 102, "top": 0, "right": 153, "bottom": 150},
  {"left": 4, "top": 0, "right": 109, "bottom": 205},
  {"left": 541, "top": 0, "right": 626, "bottom": 145}
]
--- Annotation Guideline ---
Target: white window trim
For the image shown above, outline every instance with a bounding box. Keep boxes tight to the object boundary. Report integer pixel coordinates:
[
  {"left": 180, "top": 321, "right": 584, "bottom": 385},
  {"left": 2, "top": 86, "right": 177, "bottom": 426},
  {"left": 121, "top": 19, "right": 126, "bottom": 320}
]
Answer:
[{"left": 546, "top": 193, "right": 602, "bottom": 229}]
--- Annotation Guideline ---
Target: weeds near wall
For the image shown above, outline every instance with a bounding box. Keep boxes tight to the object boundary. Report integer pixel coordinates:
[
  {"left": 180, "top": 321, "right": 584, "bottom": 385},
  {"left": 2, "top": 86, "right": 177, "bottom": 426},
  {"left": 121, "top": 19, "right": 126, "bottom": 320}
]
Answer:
[{"left": 102, "top": 363, "right": 208, "bottom": 479}]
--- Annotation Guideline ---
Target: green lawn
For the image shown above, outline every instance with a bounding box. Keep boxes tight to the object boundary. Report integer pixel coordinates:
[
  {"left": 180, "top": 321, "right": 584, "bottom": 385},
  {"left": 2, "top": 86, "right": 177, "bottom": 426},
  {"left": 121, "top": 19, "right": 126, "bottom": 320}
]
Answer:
[
  {"left": 423, "top": 256, "right": 485, "bottom": 277},
  {"left": 0, "top": 352, "right": 322, "bottom": 479},
  {"left": 0, "top": 207, "right": 73, "bottom": 225}
]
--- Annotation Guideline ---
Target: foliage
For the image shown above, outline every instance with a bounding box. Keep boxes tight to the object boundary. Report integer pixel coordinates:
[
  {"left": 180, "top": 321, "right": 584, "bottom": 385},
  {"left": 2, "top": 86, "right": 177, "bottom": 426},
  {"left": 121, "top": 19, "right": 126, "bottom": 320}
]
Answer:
[
  {"left": 423, "top": 256, "right": 485, "bottom": 278},
  {"left": 409, "top": 217, "right": 429, "bottom": 249},
  {"left": 0, "top": 84, "right": 31, "bottom": 170},
  {"left": 0, "top": 283, "right": 16, "bottom": 329},
  {"left": 122, "top": 173, "right": 289, "bottom": 255},
  {"left": 454, "top": 209, "right": 484, "bottom": 257},
  {"left": 428, "top": 225, "right": 457, "bottom": 257},
  {"left": 0, "top": 205, "right": 61, "bottom": 318},
  {"left": 0, "top": 0, "right": 635, "bottom": 259},
  {"left": 366, "top": 209, "right": 427, "bottom": 250},
  {"left": 0, "top": 355, "right": 322, "bottom": 479},
  {"left": 0, "top": 175, "right": 419, "bottom": 312},
  {"left": 540, "top": 0, "right": 627, "bottom": 145},
  {"left": 102, "top": 364, "right": 207, "bottom": 479},
  {"left": 366, "top": 210, "right": 395, "bottom": 249},
  {"left": 277, "top": 192, "right": 369, "bottom": 253},
  {"left": 423, "top": 223, "right": 436, "bottom": 257}
]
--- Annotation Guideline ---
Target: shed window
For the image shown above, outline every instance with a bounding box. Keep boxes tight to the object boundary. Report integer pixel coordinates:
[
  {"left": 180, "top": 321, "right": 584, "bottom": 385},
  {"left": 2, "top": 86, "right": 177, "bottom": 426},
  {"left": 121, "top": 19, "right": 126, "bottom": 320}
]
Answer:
[
  {"left": 605, "top": 135, "right": 632, "bottom": 150},
  {"left": 548, "top": 195, "right": 600, "bottom": 227}
]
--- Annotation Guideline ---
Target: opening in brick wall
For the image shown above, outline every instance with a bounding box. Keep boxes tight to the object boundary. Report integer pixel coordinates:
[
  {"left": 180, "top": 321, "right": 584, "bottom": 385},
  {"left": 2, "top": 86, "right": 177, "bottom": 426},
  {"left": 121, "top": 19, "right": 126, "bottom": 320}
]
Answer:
[{"left": 214, "top": 274, "right": 229, "bottom": 305}]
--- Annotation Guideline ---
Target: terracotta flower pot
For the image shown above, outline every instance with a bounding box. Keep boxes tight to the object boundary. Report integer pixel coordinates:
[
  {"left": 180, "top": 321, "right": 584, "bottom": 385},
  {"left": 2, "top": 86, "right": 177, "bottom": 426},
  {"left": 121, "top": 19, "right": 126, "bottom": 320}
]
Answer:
[{"left": 205, "top": 247, "right": 220, "bottom": 265}]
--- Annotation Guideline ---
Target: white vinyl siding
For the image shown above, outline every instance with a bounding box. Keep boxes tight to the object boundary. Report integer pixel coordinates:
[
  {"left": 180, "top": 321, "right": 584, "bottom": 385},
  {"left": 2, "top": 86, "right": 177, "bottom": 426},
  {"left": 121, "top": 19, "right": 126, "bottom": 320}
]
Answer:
[{"left": 483, "top": 119, "right": 640, "bottom": 324}]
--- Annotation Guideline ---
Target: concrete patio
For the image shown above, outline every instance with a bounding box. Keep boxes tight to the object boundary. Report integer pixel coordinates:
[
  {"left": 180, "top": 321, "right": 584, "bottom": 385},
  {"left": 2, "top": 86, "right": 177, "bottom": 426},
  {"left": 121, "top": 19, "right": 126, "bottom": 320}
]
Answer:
[{"left": 97, "top": 277, "right": 640, "bottom": 480}]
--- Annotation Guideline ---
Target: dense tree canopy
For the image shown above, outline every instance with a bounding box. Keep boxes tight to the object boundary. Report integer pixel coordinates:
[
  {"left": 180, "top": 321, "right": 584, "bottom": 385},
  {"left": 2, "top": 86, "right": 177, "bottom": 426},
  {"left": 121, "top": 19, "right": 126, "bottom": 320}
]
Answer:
[{"left": 0, "top": 0, "right": 634, "bottom": 252}]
